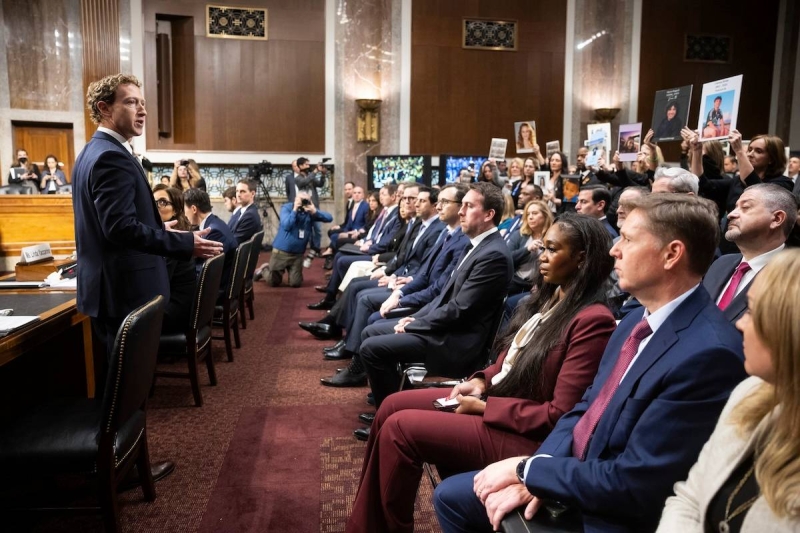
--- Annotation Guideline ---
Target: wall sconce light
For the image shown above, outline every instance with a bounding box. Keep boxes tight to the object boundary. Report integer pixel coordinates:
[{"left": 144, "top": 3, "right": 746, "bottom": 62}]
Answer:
[
  {"left": 593, "top": 108, "right": 620, "bottom": 122},
  {"left": 356, "top": 99, "right": 382, "bottom": 143}
]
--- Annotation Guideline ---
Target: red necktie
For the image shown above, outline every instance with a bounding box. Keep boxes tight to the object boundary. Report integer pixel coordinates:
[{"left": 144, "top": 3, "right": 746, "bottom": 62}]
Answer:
[
  {"left": 717, "top": 262, "right": 751, "bottom": 310},
  {"left": 572, "top": 318, "right": 652, "bottom": 460}
]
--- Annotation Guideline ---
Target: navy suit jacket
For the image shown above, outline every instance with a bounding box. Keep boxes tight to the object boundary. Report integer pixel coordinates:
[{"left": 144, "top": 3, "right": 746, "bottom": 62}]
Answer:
[
  {"left": 341, "top": 201, "right": 369, "bottom": 233},
  {"left": 366, "top": 207, "right": 401, "bottom": 254},
  {"left": 405, "top": 230, "right": 513, "bottom": 376},
  {"left": 231, "top": 205, "right": 262, "bottom": 245},
  {"left": 394, "top": 218, "right": 446, "bottom": 277},
  {"left": 72, "top": 131, "right": 193, "bottom": 318},
  {"left": 602, "top": 217, "right": 619, "bottom": 238},
  {"left": 198, "top": 213, "right": 238, "bottom": 290},
  {"left": 524, "top": 286, "right": 746, "bottom": 532},
  {"left": 702, "top": 252, "right": 752, "bottom": 323},
  {"left": 399, "top": 227, "right": 469, "bottom": 306}
]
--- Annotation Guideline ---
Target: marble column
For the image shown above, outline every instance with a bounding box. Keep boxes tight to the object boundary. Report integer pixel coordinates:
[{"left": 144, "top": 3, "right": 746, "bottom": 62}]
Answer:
[
  {"left": 333, "top": 0, "right": 402, "bottom": 206},
  {"left": 565, "top": 0, "right": 639, "bottom": 159}
]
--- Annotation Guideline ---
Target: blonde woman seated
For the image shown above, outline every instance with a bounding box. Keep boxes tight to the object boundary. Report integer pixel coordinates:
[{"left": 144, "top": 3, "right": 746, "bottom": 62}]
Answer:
[{"left": 657, "top": 249, "right": 800, "bottom": 533}]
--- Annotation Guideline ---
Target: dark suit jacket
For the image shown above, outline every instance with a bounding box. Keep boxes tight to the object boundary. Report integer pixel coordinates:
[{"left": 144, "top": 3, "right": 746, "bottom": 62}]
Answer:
[
  {"left": 198, "top": 213, "right": 238, "bottom": 291},
  {"left": 285, "top": 173, "right": 298, "bottom": 204},
  {"left": 399, "top": 227, "right": 469, "bottom": 302},
  {"left": 72, "top": 131, "right": 193, "bottom": 318},
  {"left": 394, "top": 218, "right": 446, "bottom": 277},
  {"left": 405, "top": 230, "right": 513, "bottom": 376},
  {"left": 601, "top": 217, "right": 619, "bottom": 238},
  {"left": 231, "top": 204, "right": 262, "bottom": 245},
  {"left": 366, "top": 207, "right": 401, "bottom": 254},
  {"left": 524, "top": 286, "right": 746, "bottom": 532},
  {"left": 341, "top": 201, "right": 369, "bottom": 233},
  {"left": 702, "top": 253, "right": 753, "bottom": 323}
]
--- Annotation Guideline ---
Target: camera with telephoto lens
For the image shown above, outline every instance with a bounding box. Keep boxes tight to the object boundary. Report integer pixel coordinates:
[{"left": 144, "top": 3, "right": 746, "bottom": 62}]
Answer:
[
  {"left": 298, "top": 197, "right": 312, "bottom": 213},
  {"left": 180, "top": 159, "right": 190, "bottom": 166}
]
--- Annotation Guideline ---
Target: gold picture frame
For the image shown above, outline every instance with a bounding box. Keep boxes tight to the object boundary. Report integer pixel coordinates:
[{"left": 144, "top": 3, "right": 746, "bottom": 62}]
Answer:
[
  {"left": 462, "top": 18, "right": 518, "bottom": 51},
  {"left": 206, "top": 5, "right": 267, "bottom": 41}
]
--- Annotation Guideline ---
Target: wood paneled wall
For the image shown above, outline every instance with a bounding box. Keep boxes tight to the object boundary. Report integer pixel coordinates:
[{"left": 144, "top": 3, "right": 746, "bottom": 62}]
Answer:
[
  {"left": 80, "top": 0, "right": 121, "bottom": 142},
  {"left": 638, "top": 0, "right": 780, "bottom": 161},
  {"left": 143, "top": 0, "right": 325, "bottom": 153},
  {"left": 410, "top": 0, "right": 566, "bottom": 156}
]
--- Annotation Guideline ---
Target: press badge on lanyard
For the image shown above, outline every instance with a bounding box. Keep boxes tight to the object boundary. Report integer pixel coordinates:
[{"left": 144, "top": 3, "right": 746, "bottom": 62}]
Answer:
[{"left": 299, "top": 229, "right": 305, "bottom": 239}]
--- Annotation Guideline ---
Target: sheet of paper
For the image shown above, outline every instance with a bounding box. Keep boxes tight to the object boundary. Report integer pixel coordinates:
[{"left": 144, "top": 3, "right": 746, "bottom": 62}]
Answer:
[{"left": 0, "top": 316, "right": 40, "bottom": 336}]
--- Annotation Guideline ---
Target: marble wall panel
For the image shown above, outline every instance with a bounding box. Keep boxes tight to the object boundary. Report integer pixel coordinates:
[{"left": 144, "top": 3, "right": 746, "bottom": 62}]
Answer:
[
  {"left": 3, "top": 0, "right": 75, "bottom": 111},
  {"left": 333, "top": 0, "right": 402, "bottom": 201}
]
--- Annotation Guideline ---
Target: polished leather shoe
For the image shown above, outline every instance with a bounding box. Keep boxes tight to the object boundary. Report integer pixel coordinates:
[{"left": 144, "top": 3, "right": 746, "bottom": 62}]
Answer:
[
  {"left": 320, "top": 367, "right": 367, "bottom": 387},
  {"left": 324, "top": 345, "right": 353, "bottom": 361},
  {"left": 358, "top": 412, "right": 375, "bottom": 425},
  {"left": 366, "top": 393, "right": 375, "bottom": 406},
  {"left": 299, "top": 321, "right": 341, "bottom": 340},
  {"left": 354, "top": 427, "right": 370, "bottom": 441},
  {"left": 307, "top": 298, "right": 335, "bottom": 311},
  {"left": 314, "top": 285, "right": 328, "bottom": 293},
  {"left": 118, "top": 460, "right": 175, "bottom": 493},
  {"left": 323, "top": 257, "right": 334, "bottom": 270},
  {"left": 323, "top": 339, "right": 346, "bottom": 354}
]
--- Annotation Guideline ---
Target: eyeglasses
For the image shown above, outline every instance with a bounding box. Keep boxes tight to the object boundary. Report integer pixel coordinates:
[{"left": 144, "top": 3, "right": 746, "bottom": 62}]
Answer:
[
  {"left": 156, "top": 199, "right": 173, "bottom": 208},
  {"left": 401, "top": 196, "right": 418, "bottom": 202},
  {"left": 437, "top": 199, "right": 458, "bottom": 206}
]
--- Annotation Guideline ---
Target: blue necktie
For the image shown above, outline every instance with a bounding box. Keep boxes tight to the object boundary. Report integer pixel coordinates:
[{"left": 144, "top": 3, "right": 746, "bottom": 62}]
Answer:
[{"left": 229, "top": 209, "right": 241, "bottom": 230}]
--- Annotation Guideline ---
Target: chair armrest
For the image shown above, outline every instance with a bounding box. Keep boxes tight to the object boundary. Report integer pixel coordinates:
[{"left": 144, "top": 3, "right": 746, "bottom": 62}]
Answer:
[
  {"left": 501, "top": 506, "right": 583, "bottom": 533},
  {"left": 383, "top": 306, "right": 418, "bottom": 319}
]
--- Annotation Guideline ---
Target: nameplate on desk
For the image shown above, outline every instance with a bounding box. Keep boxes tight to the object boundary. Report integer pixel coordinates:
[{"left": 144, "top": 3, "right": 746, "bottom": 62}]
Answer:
[{"left": 20, "top": 243, "right": 54, "bottom": 265}]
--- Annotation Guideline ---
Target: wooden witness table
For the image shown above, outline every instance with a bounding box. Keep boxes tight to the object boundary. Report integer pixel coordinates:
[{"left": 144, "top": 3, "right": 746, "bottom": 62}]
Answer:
[{"left": 0, "top": 289, "right": 95, "bottom": 401}]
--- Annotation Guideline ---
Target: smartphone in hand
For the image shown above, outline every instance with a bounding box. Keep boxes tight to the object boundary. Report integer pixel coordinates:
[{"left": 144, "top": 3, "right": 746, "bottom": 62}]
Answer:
[{"left": 432, "top": 397, "right": 460, "bottom": 412}]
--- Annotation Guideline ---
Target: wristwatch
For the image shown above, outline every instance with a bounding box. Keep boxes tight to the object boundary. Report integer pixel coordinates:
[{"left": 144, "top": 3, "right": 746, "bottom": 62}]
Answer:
[{"left": 516, "top": 457, "right": 529, "bottom": 484}]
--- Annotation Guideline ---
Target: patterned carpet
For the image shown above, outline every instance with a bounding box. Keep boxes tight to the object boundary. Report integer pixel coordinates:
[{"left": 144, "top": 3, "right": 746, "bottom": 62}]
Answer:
[{"left": 7, "top": 253, "right": 442, "bottom": 532}]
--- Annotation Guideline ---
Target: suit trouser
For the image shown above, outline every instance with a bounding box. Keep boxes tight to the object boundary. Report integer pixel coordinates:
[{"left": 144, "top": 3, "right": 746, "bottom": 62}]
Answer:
[
  {"left": 327, "top": 256, "right": 368, "bottom": 298},
  {"left": 359, "top": 321, "right": 434, "bottom": 408},
  {"left": 344, "top": 287, "right": 392, "bottom": 354},
  {"left": 91, "top": 315, "right": 125, "bottom": 399},
  {"left": 433, "top": 470, "right": 492, "bottom": 533},
  {"left": 329, "top": 277, "right": 378, "bottom": 326},
  {"left": 346, "top": 388, "right": 538, "bottom": 533}
]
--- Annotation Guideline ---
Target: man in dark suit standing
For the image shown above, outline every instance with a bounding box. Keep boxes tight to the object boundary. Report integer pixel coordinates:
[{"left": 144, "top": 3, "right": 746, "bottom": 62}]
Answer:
[
  {"left": 358, "top": 182, "right": 513, "bottom": 411},
  {"left": 227, "top": 178, "right": 263, "bottom": 245},
  {"left": 433, "top": 194, "right": 746, "bottom": 533},
  {"left": 184, "top": 188, "right": 238, "bottom": 293},
  {"left": 72, "top": 73, "right": 221, "bottom": 484},
  {"left": 703, "top": 183, "right": 795, "bottom": 323}
]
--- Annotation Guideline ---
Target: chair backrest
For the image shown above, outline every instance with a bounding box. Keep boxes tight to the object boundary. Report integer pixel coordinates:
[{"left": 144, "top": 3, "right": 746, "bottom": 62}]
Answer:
[
  {"left": 100, "top": 295, "right": 165, "bottom": 435},
  {"left": 0, "top": 184, "right": 31, "bottom": 195},
  {"left": 244, "top": 230, "right": 265, "bottom": 281},
  {"left": 192, "top": 253, "right": 225, "bottom": 330},
  {"left": 226, "top": 240, "right": 252, "bottom": 300}
]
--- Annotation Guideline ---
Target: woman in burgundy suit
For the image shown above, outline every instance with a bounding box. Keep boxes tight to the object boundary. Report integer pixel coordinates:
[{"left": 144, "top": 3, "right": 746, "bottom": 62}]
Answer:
[{"left": 346, "top": 214, "right": 617, "bottom": 533}]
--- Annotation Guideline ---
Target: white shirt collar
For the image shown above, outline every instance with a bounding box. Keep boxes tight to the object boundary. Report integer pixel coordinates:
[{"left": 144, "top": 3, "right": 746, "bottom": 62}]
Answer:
[
  {"left": 468, "top": 226, "right": 499, "bottom": 248},
  {"left": 97, "top": 127, "right": 133, "bottom": 154},
  {"left": 421, "top": 212, "right": 439, "bottom": 228},
  {"left": 199, "top": 213, "right": 211, "bottom": 231},
  {"left": 642, "top": 284, "right": 700, "bottom": 335},
  {"left": 742, "top": 244, "right": 784, "bottom": 269}
]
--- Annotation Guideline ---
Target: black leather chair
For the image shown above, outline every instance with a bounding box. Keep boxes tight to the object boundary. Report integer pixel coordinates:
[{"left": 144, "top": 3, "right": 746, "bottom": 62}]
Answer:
[
  {"left": 154, "top": 253, "right": 224, "bottom": 406},
  {"left": 239, "top": 230, "right": 265, "bottom": 329},
  {"left": 213, "top": 239, "right": 252, "bottom": 362},
  {"left": 0, "top": 295, "right": 165, "bottom": 532}
]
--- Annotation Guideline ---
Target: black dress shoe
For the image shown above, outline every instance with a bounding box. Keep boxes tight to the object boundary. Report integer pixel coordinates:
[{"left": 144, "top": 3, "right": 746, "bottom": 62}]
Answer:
[
  {"left": 366, "top": 393, "right": 375, "bottom": 406},
  {"left": 323, "top": 257, "right": 334, "bottom": 270},
  {"left": 299, "top": 321, "right": 341, "bottom": 340},
  {"left": 358, "top": 412, "right": 375, "bottom": 425},
  {"left": 322, "top": 339, "right": 346, "bottom": 354},
  {"left": 314, "top": 285, "right": 328, "bottom": 293},
  {"left": 354, "top": 427, "right": 370, "bottom": 441},
  {"left": 324, "top": 345, "right": 353, "bottom": 360},
  {"left": 320, "top": 368, "right": 367, "bottom": 387},
  {"left": 118, "top": 460, "right": 175, "bottom": 493},
  {"left": 307, "top": 298, "right": 335, "bottom": 310}
]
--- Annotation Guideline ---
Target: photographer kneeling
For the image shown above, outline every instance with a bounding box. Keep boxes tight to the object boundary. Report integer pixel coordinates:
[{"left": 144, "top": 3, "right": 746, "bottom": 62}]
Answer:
[{"left": 265, "top": 193, "right": 333, "bottom": 287}]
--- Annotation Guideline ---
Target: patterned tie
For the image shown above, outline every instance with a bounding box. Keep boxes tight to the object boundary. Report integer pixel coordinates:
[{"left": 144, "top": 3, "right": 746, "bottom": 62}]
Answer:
[
  {"left": 372, "top": 208, "right": 386, "bottom": 237},
  {"left": 572, "top": 318, "right": 652, "bottom": 460},
  {"left": 228, "top": 209, "right": 241, "bottom": 230},
  {"left": 717, "top": 262, "right": 751, "bottom": 310}
]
